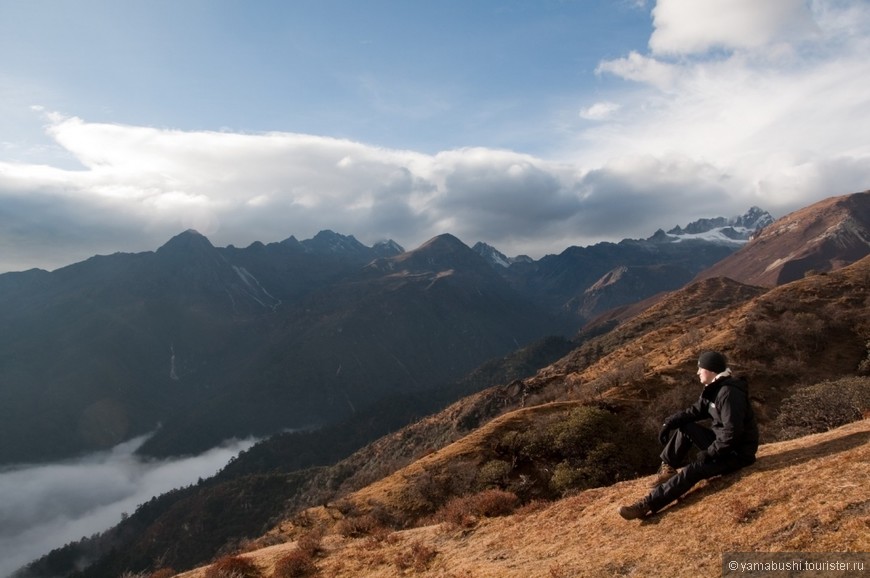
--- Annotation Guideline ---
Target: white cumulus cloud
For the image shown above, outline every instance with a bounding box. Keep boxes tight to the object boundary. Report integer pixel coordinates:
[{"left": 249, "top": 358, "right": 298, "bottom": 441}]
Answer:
[
  {"left": 575, "top": 0, "right": 870, "bottom": 215},
  {"left": 649, "top": 0, "right": 818, "bottom": 55}
]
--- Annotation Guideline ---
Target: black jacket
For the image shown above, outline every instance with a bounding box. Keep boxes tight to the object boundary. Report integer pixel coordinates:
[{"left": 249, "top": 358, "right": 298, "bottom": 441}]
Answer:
[{"left": 667, "top": 374, "right": 759, "bottom": 462}]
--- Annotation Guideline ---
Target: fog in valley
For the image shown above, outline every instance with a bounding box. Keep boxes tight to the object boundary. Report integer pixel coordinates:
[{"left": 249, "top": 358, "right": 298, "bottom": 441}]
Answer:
[{"left": 0, "top": 435, "right": 256, "bottom": 578}]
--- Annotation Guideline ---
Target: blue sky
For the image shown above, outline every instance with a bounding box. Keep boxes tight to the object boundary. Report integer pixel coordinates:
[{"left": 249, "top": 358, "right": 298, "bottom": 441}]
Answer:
[
  {"left": 1, "top": 1, "right": 650, "bottom": 156},
  {"left": 1, "top": 0, "right": 869, "bottom": 272}
]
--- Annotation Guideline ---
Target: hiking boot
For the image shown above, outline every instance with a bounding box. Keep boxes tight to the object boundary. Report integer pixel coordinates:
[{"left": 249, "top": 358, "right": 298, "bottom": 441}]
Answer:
[
  {"left": 618, "top": 498, "right": 651, "bottom": 520},
  {"left": 648, "top": 462, "right": 677, "bottom": 487}
]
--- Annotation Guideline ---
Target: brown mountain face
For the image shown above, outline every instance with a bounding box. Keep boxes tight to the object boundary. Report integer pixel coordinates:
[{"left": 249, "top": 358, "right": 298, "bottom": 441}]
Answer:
[
  {"left": 696, "top": 190, "right": 870, "bottom": 287},
  {"left": 566, "top": 263, "right": 697, "bottom": 321}
]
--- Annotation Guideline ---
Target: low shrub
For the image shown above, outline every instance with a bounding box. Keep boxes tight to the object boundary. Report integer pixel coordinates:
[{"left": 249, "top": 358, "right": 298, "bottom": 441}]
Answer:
[
  {"left": 431, "top": 489, "right": 519, "bottom": 527},
  {"left": 273, "top": 550, "right": 317, "bottom": 578},
  {"left": 467, "top": 488, "right": 519, "bottom": 517},
  {"left": 393, "top": 541, "right": 437, "bottom": 572},
  {"left": 334, "top": 513, "right": 384, "bottom": 538},
  {"left": 295, "top": 528, "right": 324, "bottom": 558},
  {"left": 399, "top": 461, "right": 477, "bottom": 520},
  {"left": 514, "top": 499, "right": 549, "bottom": 517},
  {"left": 204, "top": 555, "right": 262, "bottom": 578}
]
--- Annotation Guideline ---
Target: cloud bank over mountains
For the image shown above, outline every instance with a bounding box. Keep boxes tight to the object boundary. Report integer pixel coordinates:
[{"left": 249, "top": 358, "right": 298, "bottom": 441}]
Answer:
[
  {"left": 1, "top": 1, "right": 869, "bottom": 273},
  {"left": 0, "top": 435, "right": 255, "bottom": 577}
]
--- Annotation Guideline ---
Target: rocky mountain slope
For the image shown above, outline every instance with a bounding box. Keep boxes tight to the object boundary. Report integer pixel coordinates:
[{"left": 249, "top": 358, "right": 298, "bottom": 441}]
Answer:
[{"left": 138, "top": 233, "right": 564, "bottom": 458}]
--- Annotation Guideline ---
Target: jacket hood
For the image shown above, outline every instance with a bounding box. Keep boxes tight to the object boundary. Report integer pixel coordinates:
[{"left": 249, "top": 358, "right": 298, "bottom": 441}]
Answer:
[{"left": 715, "top": 373, "right": 748, "bottom": 394}]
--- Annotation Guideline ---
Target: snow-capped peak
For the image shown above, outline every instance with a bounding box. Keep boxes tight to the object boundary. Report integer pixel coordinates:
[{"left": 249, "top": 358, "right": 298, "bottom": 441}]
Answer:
[{"left": 661, "top": 207, "right": 774, "bottom": 245}]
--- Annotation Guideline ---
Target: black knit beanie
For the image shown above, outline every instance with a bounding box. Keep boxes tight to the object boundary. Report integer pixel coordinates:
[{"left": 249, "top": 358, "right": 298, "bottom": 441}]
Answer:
[{"left": 698, "top": 351, "right": 727, "bottom": 373}]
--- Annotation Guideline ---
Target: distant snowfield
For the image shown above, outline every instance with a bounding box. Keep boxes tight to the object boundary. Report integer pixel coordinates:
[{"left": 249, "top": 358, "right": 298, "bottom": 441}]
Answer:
[
  {"left": 668, "top": 229, "right": 751, "bottom": 244},
  {"left": 0, "top": 434, "right": 257, "bottom": 578}
]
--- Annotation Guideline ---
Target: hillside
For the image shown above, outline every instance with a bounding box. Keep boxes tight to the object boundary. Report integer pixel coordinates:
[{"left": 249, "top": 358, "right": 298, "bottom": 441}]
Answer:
[{"left": 180, "top": 418, "right": 870, "bottom": 577}]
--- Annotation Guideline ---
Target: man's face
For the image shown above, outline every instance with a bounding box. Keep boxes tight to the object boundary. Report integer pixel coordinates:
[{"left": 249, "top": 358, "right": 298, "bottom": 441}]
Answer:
[{"left": 697, "top": 366, "right": 717, "bottom": 385}]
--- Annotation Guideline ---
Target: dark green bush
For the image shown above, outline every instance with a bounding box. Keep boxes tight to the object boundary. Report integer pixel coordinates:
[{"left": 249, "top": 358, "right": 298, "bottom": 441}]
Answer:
[
  {"left": 549, "top": 461, "right": 584, "bottom": 494},
  {"left": 476, "top": 459, "right": 512, "bottom": 489},
  {"left": 773, "top": 376, "right": 870, "bottom": 440},
  {"left": 493, "top": 405, "right": 657, "bottom": 499}
]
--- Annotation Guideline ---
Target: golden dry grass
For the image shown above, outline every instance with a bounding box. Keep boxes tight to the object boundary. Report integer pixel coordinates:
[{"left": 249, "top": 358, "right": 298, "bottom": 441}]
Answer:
[{"left": 179, "top": 418, "right": 869, "bottom": 578}]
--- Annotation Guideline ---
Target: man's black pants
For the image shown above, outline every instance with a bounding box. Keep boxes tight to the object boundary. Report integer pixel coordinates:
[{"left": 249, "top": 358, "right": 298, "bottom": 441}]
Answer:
[{"left": 648, "top": 422, "right": 753, "bottom": 513}]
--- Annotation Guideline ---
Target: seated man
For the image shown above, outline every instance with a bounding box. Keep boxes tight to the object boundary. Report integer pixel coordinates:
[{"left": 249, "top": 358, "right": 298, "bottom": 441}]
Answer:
[{"left": 619, "top": 351, "right": 759, "bottom": 519}]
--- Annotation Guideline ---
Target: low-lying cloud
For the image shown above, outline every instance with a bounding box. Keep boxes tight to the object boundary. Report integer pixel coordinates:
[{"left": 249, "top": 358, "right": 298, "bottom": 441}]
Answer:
[{"left": 0, "top": 435, "right": 256, "bottom": 578}]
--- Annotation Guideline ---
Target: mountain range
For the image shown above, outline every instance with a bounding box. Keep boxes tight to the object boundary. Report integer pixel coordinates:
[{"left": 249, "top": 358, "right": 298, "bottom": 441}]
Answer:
[
  {"left": 0, "top": 206, "right": 774, "bottom": 465},
  {"left": 9, "top": 189, "right": 870, "bottom": 578}
]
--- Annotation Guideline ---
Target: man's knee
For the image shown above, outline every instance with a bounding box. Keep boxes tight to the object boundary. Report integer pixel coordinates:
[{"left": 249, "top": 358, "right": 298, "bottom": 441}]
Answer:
[{"left": 680, "top": 460, "right": 713, "bottom": 481}]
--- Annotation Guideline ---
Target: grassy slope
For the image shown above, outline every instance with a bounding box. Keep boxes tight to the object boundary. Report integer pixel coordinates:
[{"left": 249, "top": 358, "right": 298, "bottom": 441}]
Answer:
[{"left": 180, "top": 418, "right": 869, "bottom": 578}]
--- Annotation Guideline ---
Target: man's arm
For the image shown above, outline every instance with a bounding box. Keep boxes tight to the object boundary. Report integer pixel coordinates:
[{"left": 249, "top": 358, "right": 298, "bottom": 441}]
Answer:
[
  {"left": 665, "top": 395, "right": 708, "bottom": 428},
  {"left": 706, "top": 385, "right": 747, "bottom": 457}
]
